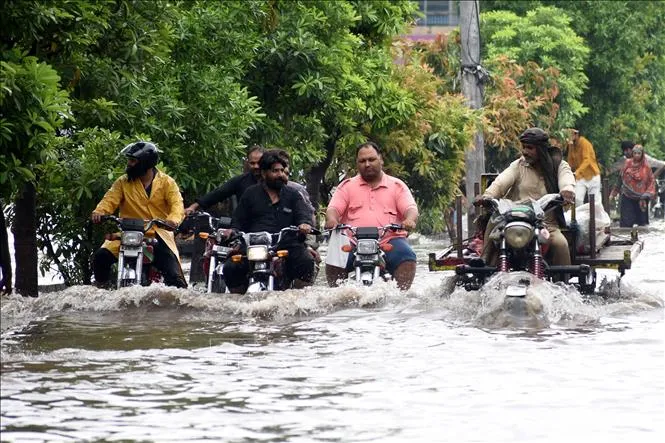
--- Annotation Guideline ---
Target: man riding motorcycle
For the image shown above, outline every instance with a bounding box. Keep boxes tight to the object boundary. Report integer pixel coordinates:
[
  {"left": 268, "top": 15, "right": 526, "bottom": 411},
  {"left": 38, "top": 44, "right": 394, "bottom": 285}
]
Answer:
[
  {"left": 477, "top": 127, "right": 576, "bottom": 268},
  {"left": 222, "top": 150, "right": 316, "bottom": 293},
  {"left": 324, "top": 141, "right": 419, "bottom": 290},
  {"left": 184, "top": 145, "right": 264, "bottom": 216},
  {"left": 185, "top": 145, "right": 316, "bottom": 221},
  {"left": 91, "top": 141, "right": 187, "bottom": 288}
]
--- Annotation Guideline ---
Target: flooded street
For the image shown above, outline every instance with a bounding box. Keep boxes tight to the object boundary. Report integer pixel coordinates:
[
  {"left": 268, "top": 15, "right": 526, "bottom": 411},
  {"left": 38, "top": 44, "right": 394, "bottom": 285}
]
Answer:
[{"left": 1, "top": 222, "right": 664, "bottom": 442}]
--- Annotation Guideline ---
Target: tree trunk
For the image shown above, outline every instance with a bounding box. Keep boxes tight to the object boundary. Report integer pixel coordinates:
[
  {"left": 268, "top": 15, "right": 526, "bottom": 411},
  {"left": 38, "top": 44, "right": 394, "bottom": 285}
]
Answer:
[
  {"left": 13, "top": 182, "right": 38, "bottom": 297},
  {"left": 0, "top": 202, "right": 12, "bottom": 294},
  {"left": 305, "top": 132, "right": 339, "bottom": 217}
]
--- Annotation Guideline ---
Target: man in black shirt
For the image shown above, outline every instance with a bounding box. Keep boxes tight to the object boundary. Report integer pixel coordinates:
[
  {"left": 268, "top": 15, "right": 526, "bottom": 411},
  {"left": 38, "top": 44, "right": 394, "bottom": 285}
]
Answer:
[
  {"left": 224, "top": 151, "right": 315, "bottom": 292},
  {"left": 184, "top": 145, "right": 264, "bottom": 215}
]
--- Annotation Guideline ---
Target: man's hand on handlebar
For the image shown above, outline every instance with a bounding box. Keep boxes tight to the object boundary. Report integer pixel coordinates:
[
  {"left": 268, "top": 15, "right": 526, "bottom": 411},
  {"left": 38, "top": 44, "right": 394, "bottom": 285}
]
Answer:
[
  {"left": 298, "top": 223, "right": 313, "bottom": 235},
  {"left": 163, "top": 220, "right": 178, "bottom": 230},
  {"left": 184, "top": 202, "right": 200, "bottom": 216},
  {"left": 401, "top": 219, "right": 417, "bottom": 231},
  {"left": 91, "top": 212, "right": 104, "bottom": 224},
  {"left": 324, "top": 218, "right": 338, "bottom": 230},
  {"left": 473, "top": 195, "right": 492, "bottom": 207},
  {"left": 560, "top": 190, "right": 575, "bottom": 204}
]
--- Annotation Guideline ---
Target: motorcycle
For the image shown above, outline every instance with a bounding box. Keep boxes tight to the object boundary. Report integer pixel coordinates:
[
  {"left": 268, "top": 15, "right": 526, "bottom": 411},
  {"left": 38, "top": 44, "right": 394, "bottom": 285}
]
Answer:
[
  {"left": 187, "top": 211, "right": 234, "bottom": 293},
  {"left": 232, "top": 226, "right": 321, "bottom": 293},
  {"left": 100, "top": 215, "right": 176, "bottom": 289},
  {"left": 330, "top": 223, "right": 404, "bottom": 286},
  {"left": 652, "top": 178, "right": 665, "bottom": 219},
  {"left": 455, "top": 194, "right": 596, "bottom": 296}
]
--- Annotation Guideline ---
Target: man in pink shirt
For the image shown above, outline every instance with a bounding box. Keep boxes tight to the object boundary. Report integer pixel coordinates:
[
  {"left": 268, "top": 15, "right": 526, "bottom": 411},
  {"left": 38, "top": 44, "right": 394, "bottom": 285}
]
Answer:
[{"left": 325, "top": 141, "right": 419, "bottom": 290}]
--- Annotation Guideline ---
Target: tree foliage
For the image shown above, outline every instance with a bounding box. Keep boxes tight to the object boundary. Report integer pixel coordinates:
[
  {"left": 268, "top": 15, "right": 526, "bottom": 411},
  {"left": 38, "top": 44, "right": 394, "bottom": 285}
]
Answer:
[
  {"left": 480, "top": 6, "right": 590, "bottom": 138},
  {"left": 0, "top": 50, "right": 71, "bottom": 199},
  {"left": 414, "top": 26, "right": 567, "bottom": 172},
  {"left": 482, "top": 0, "right": 665, "bottom": 166},
  {"left": 2, "top": 0, "right": 481, "bottom": 284}
]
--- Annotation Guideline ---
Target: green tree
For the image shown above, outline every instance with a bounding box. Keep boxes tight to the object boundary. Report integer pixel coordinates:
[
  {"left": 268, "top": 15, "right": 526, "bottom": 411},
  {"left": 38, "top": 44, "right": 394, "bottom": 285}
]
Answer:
[
  {"left": 414, "top": 30, "right": 563, "bottom": 173},
  {"left": 482, "top": 0, "right": 665, "bottom": 166},
  {"left": 1, "top": 0, "right": 487, "bottom": 286},
  {"left": 480, "top": 6, "right": 590, "bottom": 137},
  {"left": 241, "top": 0, "right": 474, "bottom": 224},
  {"left": 0, "top": 50, "right": 72, "bottom": 295},
  {"left": 1, "top": 0, "right": 186, "bottom": 287},
  {"left": 165, "top": 0, "right": 266, "bottom": 200}
]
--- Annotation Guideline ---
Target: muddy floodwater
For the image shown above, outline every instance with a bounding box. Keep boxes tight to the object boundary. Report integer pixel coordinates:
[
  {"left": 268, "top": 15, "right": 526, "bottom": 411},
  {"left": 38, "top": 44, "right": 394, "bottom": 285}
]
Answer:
[{"left": 2, "top": 221, "right": 664, "bottom": 442}]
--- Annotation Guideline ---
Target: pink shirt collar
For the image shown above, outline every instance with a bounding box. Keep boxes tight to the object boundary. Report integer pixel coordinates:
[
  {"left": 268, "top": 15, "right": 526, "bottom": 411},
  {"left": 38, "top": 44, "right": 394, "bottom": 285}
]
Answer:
[{"left": 356, "top": 172, "right": 388, "bottom": 188}]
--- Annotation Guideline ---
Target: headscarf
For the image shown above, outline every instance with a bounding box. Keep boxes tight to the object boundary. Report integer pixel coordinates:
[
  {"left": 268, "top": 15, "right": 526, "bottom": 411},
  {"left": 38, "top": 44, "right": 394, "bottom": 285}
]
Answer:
[
  {"left": 621, "top": 145, "right": 655, "bottom": 200},
  {"left": 518, "top": 127, "right": 560, "bottom": 195},
  {"left": 519, "top": 127, "right": 566, "bottom": 227}
]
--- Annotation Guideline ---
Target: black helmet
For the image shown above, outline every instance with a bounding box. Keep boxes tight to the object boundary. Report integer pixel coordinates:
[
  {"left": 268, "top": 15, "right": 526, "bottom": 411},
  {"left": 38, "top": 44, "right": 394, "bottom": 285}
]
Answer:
[
  {"left": 518, "top": 127, "right": 549, "bottom": 146},
  {"left": 120, "top": 141, "right": 160, "bottom": 178}
]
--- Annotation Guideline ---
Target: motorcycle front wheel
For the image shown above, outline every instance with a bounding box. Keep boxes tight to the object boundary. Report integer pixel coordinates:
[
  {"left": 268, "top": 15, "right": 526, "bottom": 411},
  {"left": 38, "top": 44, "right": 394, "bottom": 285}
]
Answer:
[
  {"left": 211, "top": 274, "right": 227, "bottom": 293},
  {"left": 119, "top": 278, "right": 135, "bottom": 288}
]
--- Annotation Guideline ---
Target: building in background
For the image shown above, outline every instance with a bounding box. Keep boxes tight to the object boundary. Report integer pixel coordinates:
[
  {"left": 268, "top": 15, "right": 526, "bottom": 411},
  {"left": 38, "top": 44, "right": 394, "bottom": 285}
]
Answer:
[{"left": 409, "top": 0, "right": 459, "bottom": 41}]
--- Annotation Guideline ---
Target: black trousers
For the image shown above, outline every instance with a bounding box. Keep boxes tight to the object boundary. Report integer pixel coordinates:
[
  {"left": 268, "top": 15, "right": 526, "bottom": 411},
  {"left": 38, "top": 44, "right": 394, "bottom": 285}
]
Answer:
[
  {"left": 93, "top": 235, "right": 187, "bottom": 288},
  {"left": 619, "top": 195, "right": 649, "bottom": 227},
  {"left": 223, "top": 243, "right": 315, "bottom": 290}
]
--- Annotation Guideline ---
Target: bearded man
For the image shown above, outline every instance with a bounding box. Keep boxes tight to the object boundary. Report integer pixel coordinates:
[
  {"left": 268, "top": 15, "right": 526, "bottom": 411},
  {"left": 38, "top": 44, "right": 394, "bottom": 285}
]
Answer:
[
  {"left": 478, "top": 127, "right": 576, "bottom": 267},
  {"left": 222, "top": 149, "right": 315, "bottom": 293}
]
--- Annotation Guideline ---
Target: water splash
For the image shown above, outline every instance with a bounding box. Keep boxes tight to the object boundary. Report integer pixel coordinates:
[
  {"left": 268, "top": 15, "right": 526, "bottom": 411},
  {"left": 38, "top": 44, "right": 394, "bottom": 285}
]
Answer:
[
  {"left": 428, "top": 271, "right": 614, "bottom": 330},
  {"left": 1, "top": 280, "right": 409, "bottom": 335}
]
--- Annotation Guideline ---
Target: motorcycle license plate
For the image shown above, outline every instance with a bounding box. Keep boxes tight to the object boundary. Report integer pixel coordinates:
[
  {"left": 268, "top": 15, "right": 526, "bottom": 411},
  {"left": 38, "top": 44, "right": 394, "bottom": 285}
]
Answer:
[
  {"left": 506, "top": 285, "right": 528, "bottom": 297},
  {"left": 213, "top": 245, "right": 232, "bottom": 254},
  {"left": 121, "top": 248, "right": 141, "bottom": 257}
]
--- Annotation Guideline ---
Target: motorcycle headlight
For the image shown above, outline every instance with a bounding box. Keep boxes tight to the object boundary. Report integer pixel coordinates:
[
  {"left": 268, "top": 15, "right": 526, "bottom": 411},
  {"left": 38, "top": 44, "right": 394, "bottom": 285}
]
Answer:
[
  {"left": 357, "top": 239, "right": 378, "bottom": 255},
  {"left": 504, "top": 222, "right": 534, "bottom": 249},
  {"left": 247, "top": 245, "right": 269, "bottom": 261},
  {"left": 121, "top": 231, "right": 143, "bottom": 247}
]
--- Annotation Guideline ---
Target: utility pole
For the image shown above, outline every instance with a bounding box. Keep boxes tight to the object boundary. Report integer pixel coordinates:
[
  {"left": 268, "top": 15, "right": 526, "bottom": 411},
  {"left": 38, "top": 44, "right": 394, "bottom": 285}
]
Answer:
[{"left": 460, "top": 0, "right": 486, "bottom": 236}]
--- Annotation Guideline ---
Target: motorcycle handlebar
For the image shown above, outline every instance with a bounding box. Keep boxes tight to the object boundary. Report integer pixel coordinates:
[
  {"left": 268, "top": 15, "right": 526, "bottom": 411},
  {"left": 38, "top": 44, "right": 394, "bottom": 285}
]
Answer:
[
  {"left": 384, "top": 223, "right": 404, "bottom": 232},
  {"left": 147, "top": 219, "right": 176, "bottom": 232},
  {"left": 100, "top": 214, "right": 119, "bottom": 222},
  {"left": 473, "top": 197, "right": 498, "bottom": 209},
  {"left": 99, "top": 215, "right": 176, "bottom": 232},
  {"left": 234, "top": 225, "right": 319, "bottom": 245},
  {"left": 325, "top": 223, "right": 404, "bottom": 237},
  {"left": 184, "top": 211, "right": 232, "bottom": 231}
]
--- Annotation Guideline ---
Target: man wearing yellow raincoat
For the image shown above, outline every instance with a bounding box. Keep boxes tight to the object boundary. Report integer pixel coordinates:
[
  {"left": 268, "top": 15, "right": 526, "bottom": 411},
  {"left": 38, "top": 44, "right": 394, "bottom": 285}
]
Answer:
[{"left": 91, "top": 141, "right": 187, "bottom": 288}]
